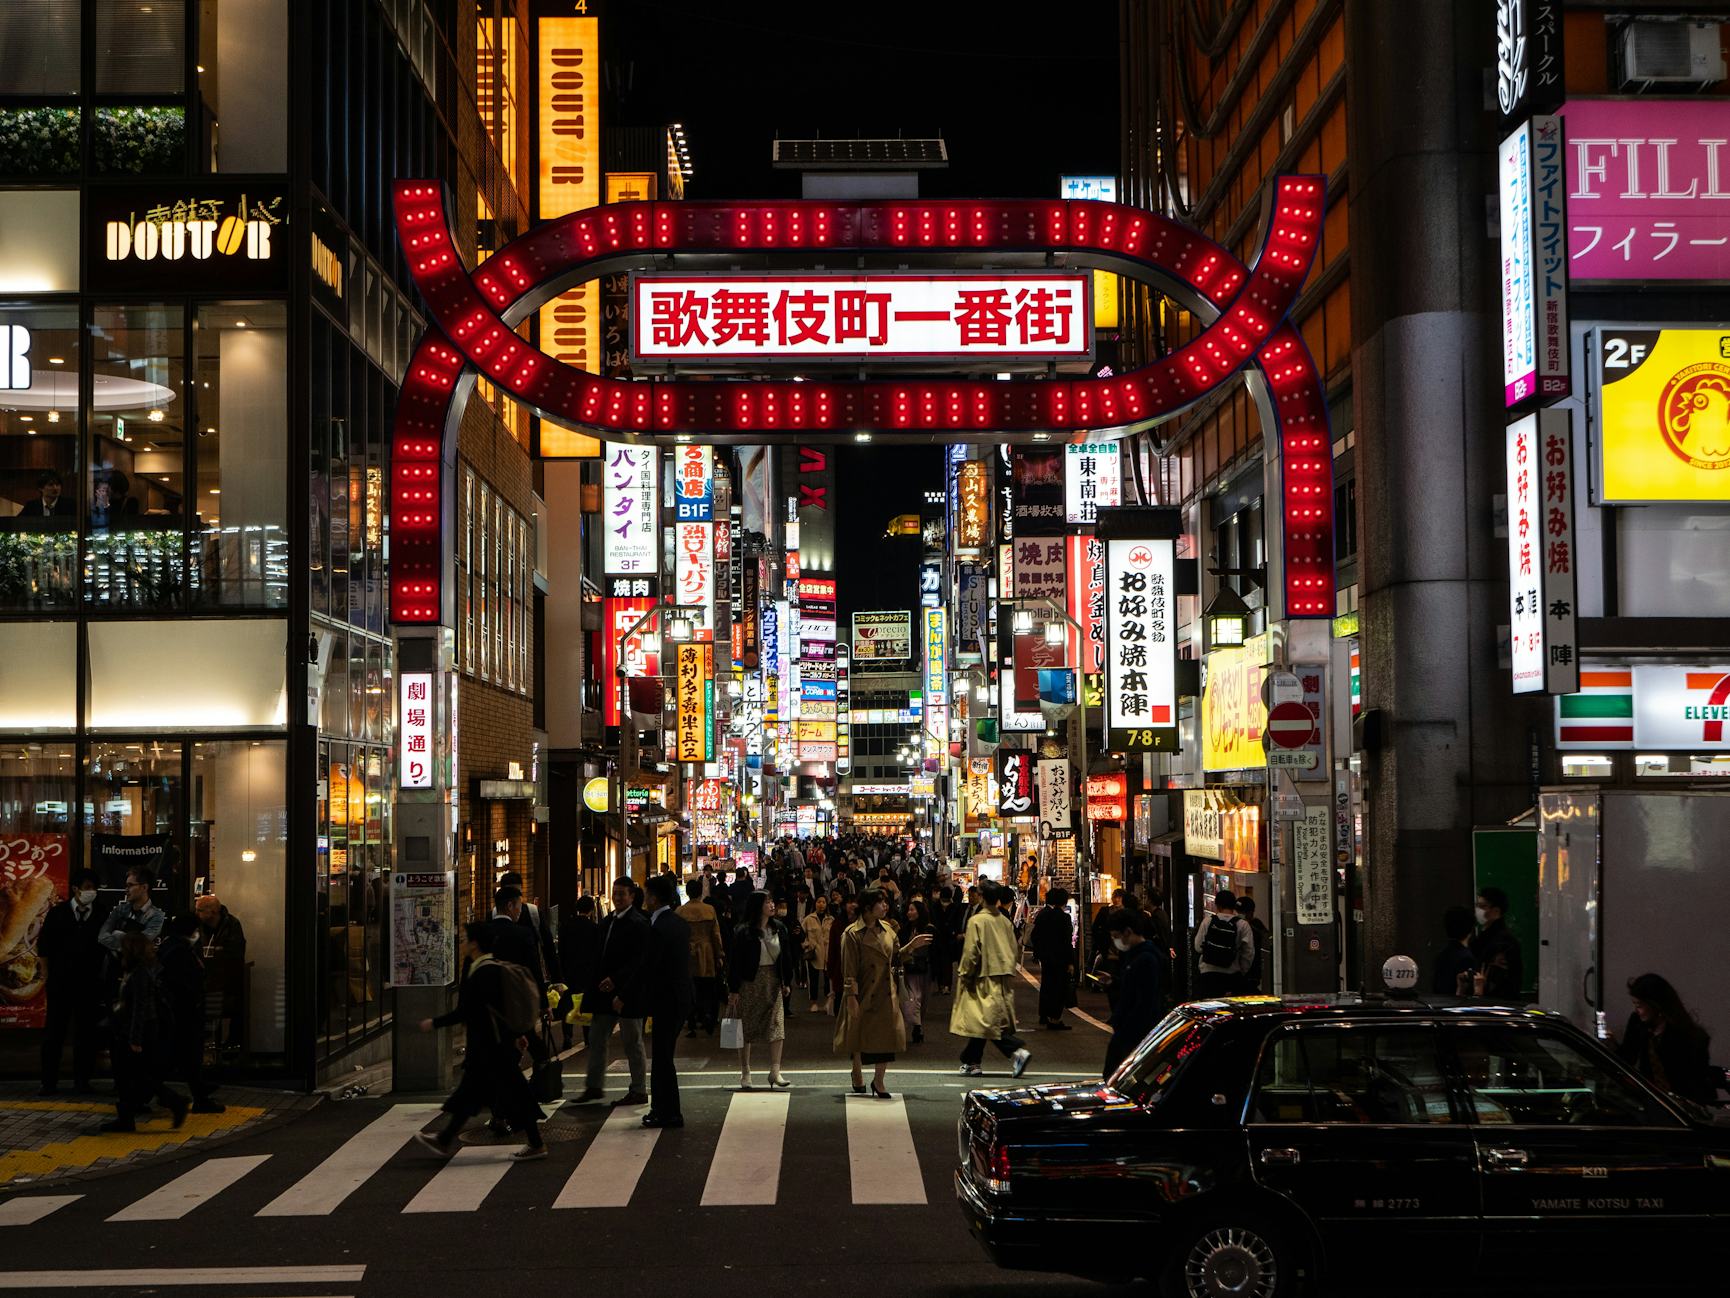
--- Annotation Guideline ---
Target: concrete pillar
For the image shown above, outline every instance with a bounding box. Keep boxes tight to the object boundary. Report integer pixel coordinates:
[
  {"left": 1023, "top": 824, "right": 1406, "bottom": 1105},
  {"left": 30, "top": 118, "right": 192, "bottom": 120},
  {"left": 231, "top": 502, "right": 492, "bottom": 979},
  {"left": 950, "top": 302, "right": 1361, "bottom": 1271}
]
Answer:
[{"left": 1344, "top": 0, "right": 1545, "bottom": 979}]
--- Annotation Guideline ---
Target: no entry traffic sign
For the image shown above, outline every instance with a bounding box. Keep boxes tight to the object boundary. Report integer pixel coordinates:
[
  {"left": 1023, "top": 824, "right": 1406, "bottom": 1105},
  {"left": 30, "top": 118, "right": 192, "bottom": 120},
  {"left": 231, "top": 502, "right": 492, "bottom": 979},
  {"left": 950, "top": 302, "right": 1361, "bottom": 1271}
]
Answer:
[{"left": 1266, "top": 700, "right": 1315, "bottom": 749}]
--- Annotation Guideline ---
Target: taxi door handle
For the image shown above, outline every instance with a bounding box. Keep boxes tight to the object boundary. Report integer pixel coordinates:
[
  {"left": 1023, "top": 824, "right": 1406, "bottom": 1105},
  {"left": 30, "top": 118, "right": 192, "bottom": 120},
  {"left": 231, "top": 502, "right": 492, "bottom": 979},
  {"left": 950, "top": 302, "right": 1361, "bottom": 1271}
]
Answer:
[
  {"left": 1259, "top": 1148, "right": 1301, "bottom": 1166},
  {"left": 1484, "top": 1147, "right": 1530, "bottom": 1169}
]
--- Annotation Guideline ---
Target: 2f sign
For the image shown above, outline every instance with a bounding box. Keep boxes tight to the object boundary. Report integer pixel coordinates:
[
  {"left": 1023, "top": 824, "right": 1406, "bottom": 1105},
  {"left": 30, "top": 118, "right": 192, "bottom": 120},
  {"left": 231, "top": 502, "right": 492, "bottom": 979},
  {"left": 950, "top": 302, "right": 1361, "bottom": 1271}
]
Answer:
[
  {"left": 0, "top": 326, "right": 29, "bottom": 390},
  {"left": 1601, "top": 337, "right": 1650, "bottom": 370}
]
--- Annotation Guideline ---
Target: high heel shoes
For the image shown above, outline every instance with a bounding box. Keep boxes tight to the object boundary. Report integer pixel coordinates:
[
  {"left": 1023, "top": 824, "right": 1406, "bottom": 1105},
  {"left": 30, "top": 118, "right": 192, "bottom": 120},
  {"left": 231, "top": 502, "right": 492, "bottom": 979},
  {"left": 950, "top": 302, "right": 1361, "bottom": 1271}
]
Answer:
[
  {"left": 870, "top": 1083, "right": 892, "bottom": 1100},
  {"left": 849, "top": 1077, "right": 867, "bottom": 1095}
]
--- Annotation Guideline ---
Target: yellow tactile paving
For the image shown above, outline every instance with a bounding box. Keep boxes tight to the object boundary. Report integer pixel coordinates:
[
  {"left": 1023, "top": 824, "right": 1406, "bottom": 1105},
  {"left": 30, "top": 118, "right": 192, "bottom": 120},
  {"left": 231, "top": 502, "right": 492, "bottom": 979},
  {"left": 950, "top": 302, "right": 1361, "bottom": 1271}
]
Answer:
[
  {"left": 0, "top": 1101, "right": 116, "bottom": 1115},
  {"left": 0, "top": 1106, "right": 265, "bottom": 1185}
]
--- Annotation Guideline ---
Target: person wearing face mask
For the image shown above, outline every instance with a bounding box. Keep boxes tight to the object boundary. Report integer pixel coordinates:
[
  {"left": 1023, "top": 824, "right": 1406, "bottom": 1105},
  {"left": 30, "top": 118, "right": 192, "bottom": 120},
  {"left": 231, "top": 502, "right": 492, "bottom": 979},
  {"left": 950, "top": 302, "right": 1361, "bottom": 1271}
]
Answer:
[
  {"left": 1101, "top": 909, "right": 1166, "bottom": 1079},
  {"left": 99, "top": 867, "right": 166, "bottom": 954},
  {"left": 1468, "top": 886, "right": 1524, "bottom": 1000},
  {"left": 37, "top": 869, "right": 112, "bottom": 1095}
]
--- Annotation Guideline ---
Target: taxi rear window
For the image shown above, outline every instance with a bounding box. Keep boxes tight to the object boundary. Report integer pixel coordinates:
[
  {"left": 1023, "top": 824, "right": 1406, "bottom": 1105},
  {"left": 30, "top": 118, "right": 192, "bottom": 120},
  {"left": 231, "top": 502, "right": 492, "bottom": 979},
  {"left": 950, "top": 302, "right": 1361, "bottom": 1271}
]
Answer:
[{"left": 1109, "top": 1008, "right": 1212, "bottom": 1104}]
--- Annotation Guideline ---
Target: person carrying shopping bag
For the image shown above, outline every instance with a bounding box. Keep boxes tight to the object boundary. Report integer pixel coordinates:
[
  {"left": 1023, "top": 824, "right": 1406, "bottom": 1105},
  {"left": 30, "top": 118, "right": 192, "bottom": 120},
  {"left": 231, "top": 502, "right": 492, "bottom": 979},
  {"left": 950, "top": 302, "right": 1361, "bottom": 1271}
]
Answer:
[{"left": 833, "top": 887, "right": 932, "bottom": 1098}]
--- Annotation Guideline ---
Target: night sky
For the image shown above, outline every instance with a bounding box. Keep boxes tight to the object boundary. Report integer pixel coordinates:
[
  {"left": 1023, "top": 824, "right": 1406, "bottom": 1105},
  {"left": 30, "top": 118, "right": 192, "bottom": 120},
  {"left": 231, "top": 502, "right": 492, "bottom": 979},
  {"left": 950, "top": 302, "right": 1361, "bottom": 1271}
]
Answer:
[{"left": 607, "top": 0, "right": 1120, "bottom": 617}]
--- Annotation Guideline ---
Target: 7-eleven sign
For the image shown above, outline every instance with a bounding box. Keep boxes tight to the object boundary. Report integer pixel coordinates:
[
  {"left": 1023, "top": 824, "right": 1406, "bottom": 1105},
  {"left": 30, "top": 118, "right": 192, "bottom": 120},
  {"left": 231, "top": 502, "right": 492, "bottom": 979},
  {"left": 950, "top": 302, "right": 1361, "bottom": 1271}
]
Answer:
[{"left": 1557, "top": 663, "right": 1730, "bottom": 751}]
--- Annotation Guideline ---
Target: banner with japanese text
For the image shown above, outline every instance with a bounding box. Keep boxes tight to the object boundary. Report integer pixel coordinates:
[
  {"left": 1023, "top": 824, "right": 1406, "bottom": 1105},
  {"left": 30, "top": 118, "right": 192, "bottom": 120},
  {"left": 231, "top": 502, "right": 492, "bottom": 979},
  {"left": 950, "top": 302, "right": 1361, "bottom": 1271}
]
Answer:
[
  {"left": 1506, "top": 407, "right": 1579, "bottom": 694},
  {"left": 1103, "top": 534, "right": 1178, "bottom": 751},
  {"left": 0, "top": 833, "right": 70, "bottom": 1028},
  {"left": 602, "top": 443, "right": 658, "bottom": 575},
  {"left": 676, "top": 641, "right": 715, "bottom": 763}
]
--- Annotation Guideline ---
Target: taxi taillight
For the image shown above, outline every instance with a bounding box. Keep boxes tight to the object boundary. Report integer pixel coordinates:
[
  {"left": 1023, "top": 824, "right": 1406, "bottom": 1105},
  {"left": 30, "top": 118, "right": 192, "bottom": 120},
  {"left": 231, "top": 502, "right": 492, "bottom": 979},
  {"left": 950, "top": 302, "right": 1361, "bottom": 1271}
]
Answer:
[{"left": 986, "top": 1143, "right": 1012, "bottom": 1194}]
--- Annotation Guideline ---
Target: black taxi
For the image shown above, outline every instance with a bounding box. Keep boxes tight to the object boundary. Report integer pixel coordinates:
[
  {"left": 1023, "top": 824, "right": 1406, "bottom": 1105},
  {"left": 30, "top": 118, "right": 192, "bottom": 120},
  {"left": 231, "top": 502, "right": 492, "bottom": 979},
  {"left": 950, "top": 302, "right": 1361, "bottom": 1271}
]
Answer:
[{"left": 955, "top": 996, "right": 1730, "bottom": 1296}]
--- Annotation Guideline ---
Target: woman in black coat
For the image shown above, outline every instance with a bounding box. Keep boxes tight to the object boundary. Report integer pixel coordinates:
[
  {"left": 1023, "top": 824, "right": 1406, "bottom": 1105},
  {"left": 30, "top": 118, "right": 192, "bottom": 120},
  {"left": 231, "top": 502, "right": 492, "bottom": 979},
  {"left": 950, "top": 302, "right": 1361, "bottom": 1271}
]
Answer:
[
  {"left": 104, "top": 933, "right": 189, "bottom": 1132},
  {"left": 726, "top": 892, "right": 800, "bottom": 1089}
]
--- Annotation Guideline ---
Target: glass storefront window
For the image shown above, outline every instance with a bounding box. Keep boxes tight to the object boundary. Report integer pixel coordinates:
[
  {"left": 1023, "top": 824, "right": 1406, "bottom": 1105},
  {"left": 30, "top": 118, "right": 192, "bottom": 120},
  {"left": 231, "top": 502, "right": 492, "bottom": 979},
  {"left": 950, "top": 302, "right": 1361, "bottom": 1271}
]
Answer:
[
  {"left": 0, "top": 2, "right": 82, "bottom": 94},
  {"left": 95, "top": 0, "right": 186, "bottom": 95},
  {"left": 1635, "top": 752, "right": 1730, "bottom": 780},
  {"left": 87, "top": 618, "right": 287, "bottom": 730},
  {"left": 1561, "top": 754, "right": 1614, "bottom": 780},
  {"left": 0, "top": 192, "right": 80, "bottom": 293},
  {"left": 192, "top": 304, "right": 288, "bottom": 608},
  {"left": 0, "top": 623, "right": 76, "bottom": 730},
  {"left": 0, "top": 304, "right": 79, "bottom": 609},
  {"left": 0, "top": 743, "right": 75, "bottom": 870},
  {"left": 85, "top": 741, "right": 183, "bottom": 891},
  {"left": 189, "top": 739, "right": 287, "bottom": 1058},
  {"left": 196, "top": 0, "right": 288, "bottom": 173},
  {"left": 87, "top": 303, "right": 187, "bottom": 608}
]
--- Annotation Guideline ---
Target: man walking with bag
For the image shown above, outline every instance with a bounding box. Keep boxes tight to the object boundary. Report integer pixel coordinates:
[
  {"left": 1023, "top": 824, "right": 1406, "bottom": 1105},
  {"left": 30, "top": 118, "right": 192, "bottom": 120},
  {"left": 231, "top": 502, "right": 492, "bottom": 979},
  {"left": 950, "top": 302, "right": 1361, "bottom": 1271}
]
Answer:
[
  {"left": 575, "top": 877, "right": 650, "bottom": 1107},
  {"left": 1193, "top": 889, "right": 1254, "bottom": 997},
  {"left": 641, "top": 875, "right": 693, "bottom": 1128},
  {"left": 416, "top": 922, "right": 546, "bottom": 1160}
]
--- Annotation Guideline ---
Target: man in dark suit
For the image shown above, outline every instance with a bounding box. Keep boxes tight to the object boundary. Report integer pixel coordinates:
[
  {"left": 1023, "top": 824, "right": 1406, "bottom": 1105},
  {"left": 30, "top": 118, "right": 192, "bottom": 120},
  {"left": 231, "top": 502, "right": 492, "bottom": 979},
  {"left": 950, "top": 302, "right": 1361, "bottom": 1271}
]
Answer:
[
  {"left": 641, "top": 874, "right": 693, "bottom": 1128},
  {"left": 575, "top": 877, "right": 650, "bottom": 1106},
  {"left": 488, "top": 886, "right": 545, "bottom": 987},
  {"left": 37, "top": 869, "right": 112, "bottom": 1094}
]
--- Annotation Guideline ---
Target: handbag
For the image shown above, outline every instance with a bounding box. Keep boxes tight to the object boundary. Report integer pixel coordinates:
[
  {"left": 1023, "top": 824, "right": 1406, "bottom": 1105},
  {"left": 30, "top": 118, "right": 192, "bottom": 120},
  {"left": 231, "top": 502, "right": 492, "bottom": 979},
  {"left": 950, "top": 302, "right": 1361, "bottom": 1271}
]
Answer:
[
  {"left": 719, "top": 1016, "right": 744, "bottom": 1050},
  {"left": 531, "top": 1056, "right": 565, "bottom": 1102}
]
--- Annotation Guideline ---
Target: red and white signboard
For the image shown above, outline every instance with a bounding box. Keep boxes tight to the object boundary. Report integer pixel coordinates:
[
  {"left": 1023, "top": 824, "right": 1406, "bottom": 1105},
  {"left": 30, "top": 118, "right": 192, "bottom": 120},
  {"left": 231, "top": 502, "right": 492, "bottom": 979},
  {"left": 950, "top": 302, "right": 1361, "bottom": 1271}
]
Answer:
[
  {"left": 674, "top": 521, "right": 714, "bottom": 638},
  {"left": 399, "top": 672, "right": 434, "bottom": 789},
  {"left": 1506, "top": 407, "right": 1579, "bottom": 695},
  {"left": 632, "top": 273, "right": 1093, "bottom": 362}
]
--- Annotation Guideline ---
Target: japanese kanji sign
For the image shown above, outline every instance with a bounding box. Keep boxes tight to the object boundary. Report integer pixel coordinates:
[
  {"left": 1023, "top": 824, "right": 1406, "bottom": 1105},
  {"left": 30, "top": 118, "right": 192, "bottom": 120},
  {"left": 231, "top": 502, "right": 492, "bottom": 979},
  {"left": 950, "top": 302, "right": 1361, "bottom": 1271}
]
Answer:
[
  {"left": 603, "top": 596, "right": 657, "bottom": 727},
  {"left": 399, "top": 671, "right": 434, "bottom": 789},
  {"left": 997, "top": 749, "right": 1034, "bottom": 817},
  {"left": 674, "top": 444, "right": 713, "bottom": 521},
  {"left": 674, "top": 520, "right": 714, "bottom": 635},
  {"left": 632, "top": 274, "right": 1092, "bottom": 362},
  {"left": 602, "top": 442, "right": 658, "bottom": 575},
  {"left": 1506, "top": 407, "right": 1578, "bottom": 695},
  {"left": 1293, "top": 804, "right": 1334, "bottom": 926},
  {"left": 1103, "top": 530, "right": 1179, "bottom": 752},
  {"left": 1010, "top": 537, "right": 1068, "bottom": 604},
  {"left": 1035, "top": 759, "right": 1071, "bottom": 842},
  {"left": 676, "top": 641, "right": 715, "bottom": 763},
  {"left": 1561, "top": 98, "right": 1730, "bottom": 282},
  {"left": 1064, "top": 442, "right": 1123, "bottom": 524},
  {"left": 852, "top": 610, "right": 912, "bottom": 661},
  {"left": 1495, "top": 0, "right": 1564, "bottom": 125},
  {"left": 956, "top": 459, "right": 990, "bottom": 551},
  {"left": 1500, "top": 114, "right": 1570, "bottom": 407},
  {"left": 1067, "top": 534, "right": 1106, "bottom": 676}
]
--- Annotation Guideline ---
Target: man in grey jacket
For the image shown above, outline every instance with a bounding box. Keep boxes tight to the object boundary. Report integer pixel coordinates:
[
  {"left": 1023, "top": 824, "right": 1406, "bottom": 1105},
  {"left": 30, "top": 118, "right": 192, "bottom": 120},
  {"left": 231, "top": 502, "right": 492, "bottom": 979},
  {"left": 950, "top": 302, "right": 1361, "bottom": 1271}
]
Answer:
[{"left": 1192, "top": 890, "right": 1254, "bottom": 997}]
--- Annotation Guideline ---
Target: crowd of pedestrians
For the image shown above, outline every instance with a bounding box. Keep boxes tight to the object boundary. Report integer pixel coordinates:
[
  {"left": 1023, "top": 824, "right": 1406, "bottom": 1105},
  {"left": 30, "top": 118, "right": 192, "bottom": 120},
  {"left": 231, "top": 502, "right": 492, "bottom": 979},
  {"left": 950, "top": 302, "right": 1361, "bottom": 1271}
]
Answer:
[{"left": 35, "top": 864, "right": 247, "bottom": 1133}]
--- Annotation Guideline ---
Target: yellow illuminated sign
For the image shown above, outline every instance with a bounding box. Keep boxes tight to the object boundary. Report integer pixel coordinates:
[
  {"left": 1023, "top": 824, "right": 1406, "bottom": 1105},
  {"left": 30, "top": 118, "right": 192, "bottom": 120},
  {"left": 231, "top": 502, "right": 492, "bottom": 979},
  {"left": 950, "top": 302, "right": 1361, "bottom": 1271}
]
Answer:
[
  {"left": 1599, "top": 328, "right": 1730, "bottom": 503},
  {"left": 1201, "top": 645, "right": 1267, "bottom": 773},
  {"left": 1092, "top": 270, "right": 1119, "bottom": 330},
  {"left": 537, "top": 14, "right": 602, "bottom": 454},
  {"left": 605, "top": 172, "right": 657, "bottom": 203}
]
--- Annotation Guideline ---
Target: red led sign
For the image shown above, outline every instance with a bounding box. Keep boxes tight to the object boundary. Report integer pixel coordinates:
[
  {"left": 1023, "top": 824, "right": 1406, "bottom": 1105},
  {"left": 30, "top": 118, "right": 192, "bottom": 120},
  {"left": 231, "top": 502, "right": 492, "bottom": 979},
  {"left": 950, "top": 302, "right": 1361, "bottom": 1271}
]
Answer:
[{"left": 390, "top": 181, "right": 1335, "bottom": 623}]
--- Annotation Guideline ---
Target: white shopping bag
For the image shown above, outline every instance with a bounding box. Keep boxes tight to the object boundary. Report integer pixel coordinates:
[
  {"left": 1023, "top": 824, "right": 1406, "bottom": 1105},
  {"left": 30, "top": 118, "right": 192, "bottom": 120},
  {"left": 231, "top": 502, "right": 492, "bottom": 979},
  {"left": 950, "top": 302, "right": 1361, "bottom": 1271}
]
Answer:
[{"left": 719, "top": 1017, "right": 744, "bottom": 1050}]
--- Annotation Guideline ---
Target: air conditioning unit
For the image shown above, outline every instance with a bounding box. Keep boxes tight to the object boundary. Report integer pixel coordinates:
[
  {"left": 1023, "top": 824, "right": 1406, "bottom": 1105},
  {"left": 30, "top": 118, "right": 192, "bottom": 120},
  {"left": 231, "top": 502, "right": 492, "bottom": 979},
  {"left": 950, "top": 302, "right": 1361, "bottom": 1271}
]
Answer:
[{"left": 1617, "top": 20, "right": 1726, "bottom": 87}]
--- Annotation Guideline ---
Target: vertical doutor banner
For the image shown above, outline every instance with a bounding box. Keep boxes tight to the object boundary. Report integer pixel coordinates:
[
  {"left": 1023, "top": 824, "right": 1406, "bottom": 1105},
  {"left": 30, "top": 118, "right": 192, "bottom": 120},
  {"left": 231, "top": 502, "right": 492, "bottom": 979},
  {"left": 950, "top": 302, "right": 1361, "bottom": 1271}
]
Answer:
[{"left": 1099, "top": 507, "right": 1181, "bottom": 753}]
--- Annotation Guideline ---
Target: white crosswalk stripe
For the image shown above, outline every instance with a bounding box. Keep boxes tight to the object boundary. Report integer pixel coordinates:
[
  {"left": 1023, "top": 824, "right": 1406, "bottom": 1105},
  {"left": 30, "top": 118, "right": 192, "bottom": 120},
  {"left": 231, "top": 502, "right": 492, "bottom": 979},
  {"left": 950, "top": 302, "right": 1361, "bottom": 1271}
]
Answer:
[
  {"left": 0, "top": 1195, "right": 82, "bottom": 1226},
  {"left": 402, "top": 1101, "right": 562, "bottom": 1213},
  {"left": 700, "top": 1091, "right": 789, "bottom": 1205},
  {"left": 108, "top": 1155, "right": 272, "bottom": 1221},
  {"left": 844, "top": 1096, "right": 927, "bottom": 1204},
  {"left": 6, "top": 1090, "right": 948, "bottom": 1225},
  {"left": 552, "top": 1107, "right": 658, "bottom": 1208},
  {"left": 255, "top": 1103, "right": 439, "bottom": 1217}
]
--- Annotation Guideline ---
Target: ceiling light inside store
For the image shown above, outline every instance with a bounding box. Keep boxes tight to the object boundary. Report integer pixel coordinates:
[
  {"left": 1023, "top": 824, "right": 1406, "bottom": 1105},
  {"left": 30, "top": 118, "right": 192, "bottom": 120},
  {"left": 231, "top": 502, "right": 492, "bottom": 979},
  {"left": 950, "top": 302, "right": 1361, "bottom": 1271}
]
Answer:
[
  {"left": 148, "top": 409, "right": 164, "bottom": 422},
  {"left": 48, "top": 357, "right": 62, "bottom": 365},
  {"left": 46, "top": 411, "right": 58, "bottom": 423}
]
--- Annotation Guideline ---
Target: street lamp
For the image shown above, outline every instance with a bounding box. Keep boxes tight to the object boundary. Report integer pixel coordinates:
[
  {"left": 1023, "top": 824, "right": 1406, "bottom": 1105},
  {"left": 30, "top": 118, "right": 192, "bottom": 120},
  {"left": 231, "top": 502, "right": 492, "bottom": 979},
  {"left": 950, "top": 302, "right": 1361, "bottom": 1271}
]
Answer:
[
  {"left": 1203, "top": 585, "right": 1251, "bottom": 649},
  {"left": 614, "top": 602, "right": 704, "bottom": 883}
]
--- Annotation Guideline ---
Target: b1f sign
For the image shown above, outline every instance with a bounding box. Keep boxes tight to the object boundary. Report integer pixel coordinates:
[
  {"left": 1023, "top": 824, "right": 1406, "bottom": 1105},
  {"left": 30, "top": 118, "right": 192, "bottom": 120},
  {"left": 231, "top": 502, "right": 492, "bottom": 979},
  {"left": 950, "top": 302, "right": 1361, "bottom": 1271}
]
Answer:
[
  {"left": 632, "top": 273, "right": 1092, "bottom": 363},
  {"left": 1506, "top": 408, "right": 1578, "bottom": 695},
  {"left": 1500, "top": 115, "right": 1571, "bottom": 407},
  {"left": 674, "top": 444, "right": 713, "bottom": 521},
  {"left": 399, "top": 672, "right": 435, "bottom": 789}
]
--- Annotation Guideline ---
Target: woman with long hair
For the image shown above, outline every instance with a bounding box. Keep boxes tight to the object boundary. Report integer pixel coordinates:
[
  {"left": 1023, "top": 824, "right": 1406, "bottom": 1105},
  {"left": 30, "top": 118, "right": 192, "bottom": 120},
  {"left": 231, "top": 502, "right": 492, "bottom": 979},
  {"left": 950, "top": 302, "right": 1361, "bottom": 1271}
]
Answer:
[
  {"left": 1615, "top": 973, "right": 1715, "bottom": 1104},
  {"left": 726, "top": 891, "right": 798, "bottom": 1089},
  {"left": 898, "top": 898, "right": 935, "bottom": 1045},
  {"left": 833, "top": 887, "right": 932, "bottom": 1098}
]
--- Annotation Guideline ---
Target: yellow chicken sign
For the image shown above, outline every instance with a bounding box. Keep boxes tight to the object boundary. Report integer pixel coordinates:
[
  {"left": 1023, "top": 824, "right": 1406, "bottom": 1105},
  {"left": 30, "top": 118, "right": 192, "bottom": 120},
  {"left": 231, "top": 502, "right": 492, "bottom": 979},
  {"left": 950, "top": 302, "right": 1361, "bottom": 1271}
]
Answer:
[{"left": 1599, "top": 328, "right": 1730, "bottom": 503}]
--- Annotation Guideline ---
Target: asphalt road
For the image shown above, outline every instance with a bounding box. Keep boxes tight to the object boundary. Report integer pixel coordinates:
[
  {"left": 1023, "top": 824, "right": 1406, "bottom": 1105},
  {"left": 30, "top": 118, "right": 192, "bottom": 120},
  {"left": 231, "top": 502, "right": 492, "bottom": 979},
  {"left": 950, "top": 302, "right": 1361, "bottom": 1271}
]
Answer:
[{"left": 0, "top": 973, "right": 1139, "bottom": 1298}]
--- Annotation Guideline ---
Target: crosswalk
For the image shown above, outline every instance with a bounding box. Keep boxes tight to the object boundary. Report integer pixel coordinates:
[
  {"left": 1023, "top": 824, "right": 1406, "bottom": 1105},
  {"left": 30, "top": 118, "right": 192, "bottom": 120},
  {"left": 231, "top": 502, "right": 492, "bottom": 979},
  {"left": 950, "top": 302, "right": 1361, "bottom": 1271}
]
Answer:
[{"left": 0, "top": 1092, "right": 943, "bottom": 1227}]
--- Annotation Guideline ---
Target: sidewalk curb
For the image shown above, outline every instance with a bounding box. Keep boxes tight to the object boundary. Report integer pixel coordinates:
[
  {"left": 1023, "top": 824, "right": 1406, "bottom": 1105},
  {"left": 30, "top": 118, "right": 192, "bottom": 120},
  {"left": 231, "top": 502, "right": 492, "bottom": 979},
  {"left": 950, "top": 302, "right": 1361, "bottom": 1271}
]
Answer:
[{"left": 0, "top": 1091, "right": 327, "bottom": 1193}]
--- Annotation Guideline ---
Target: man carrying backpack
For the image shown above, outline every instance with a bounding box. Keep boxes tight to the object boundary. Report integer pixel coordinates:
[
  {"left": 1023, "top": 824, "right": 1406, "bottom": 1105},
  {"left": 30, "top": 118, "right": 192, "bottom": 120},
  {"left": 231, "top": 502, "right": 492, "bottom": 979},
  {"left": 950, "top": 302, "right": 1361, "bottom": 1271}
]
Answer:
[
  {"left": 415, "top": 922, "right": 547, "bottom": 1161},
  {"left": 1192, "top": 890, "right": 1254, "bottom": 998}
]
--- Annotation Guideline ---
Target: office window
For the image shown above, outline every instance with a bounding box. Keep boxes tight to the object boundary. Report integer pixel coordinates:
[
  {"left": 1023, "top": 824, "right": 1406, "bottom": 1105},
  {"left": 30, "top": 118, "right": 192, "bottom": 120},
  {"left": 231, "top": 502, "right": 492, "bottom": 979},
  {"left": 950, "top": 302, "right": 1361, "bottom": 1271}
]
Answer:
[
  {"left": 0, "top": 1, "right": 81, "bottom": 93},
  {"left": 96, "top": 0, "right": 187, "bottom": 93}
]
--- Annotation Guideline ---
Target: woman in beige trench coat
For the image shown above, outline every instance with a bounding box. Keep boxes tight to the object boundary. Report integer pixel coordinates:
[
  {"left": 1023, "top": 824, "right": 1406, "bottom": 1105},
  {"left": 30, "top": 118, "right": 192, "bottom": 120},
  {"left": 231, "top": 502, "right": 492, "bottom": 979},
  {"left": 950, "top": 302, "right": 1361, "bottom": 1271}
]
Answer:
[
  {"left": 949, "top": 880, "right": 1033, "bottom": 1078},
  {"left": 833, "top": 887, "right": 932, "bottom": 1098}
]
